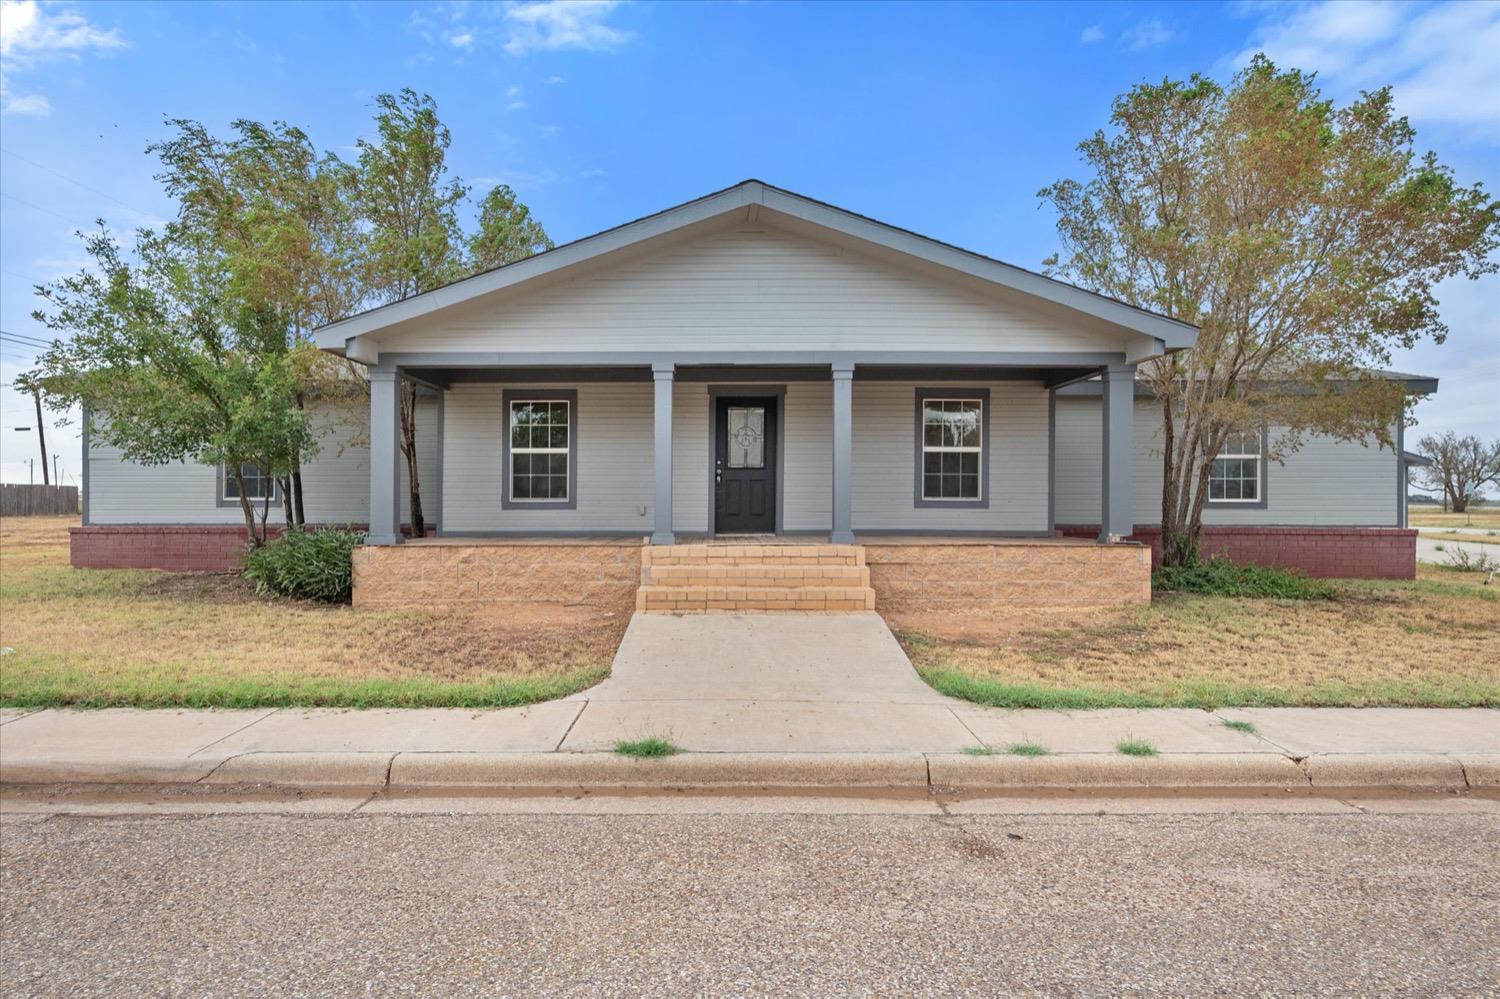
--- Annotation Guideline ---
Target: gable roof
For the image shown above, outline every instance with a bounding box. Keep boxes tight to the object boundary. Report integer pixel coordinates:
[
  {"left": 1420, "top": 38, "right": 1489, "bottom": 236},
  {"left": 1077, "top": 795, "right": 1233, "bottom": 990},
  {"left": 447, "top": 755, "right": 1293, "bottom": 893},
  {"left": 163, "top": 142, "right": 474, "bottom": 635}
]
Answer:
[{"left": 314, "top": 179, "right": 1198, "bottom": 354}]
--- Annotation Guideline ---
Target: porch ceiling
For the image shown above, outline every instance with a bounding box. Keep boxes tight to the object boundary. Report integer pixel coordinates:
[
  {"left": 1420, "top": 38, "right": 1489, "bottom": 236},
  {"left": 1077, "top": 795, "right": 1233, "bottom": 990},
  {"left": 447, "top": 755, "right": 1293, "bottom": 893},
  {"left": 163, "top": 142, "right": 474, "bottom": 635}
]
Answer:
[{"left": 401, "top": 362, "right": 1101, "bottom": 388}]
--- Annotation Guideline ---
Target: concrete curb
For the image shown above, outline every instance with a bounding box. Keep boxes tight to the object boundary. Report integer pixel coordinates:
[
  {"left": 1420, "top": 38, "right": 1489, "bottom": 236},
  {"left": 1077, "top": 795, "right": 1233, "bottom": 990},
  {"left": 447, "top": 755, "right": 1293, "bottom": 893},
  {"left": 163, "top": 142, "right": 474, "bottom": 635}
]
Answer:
[
  {"left": 389, "top": 752, "right": 929, "bottom": 787},
  {"left": 0, "top": 751, "right": 1490, "bottom": 791},
  {"left": 927, "top": 753, "right": 1307, "bottom": 787},
  {"left": 1301, "top": 753, "right": 1468, "bottom": 791}
]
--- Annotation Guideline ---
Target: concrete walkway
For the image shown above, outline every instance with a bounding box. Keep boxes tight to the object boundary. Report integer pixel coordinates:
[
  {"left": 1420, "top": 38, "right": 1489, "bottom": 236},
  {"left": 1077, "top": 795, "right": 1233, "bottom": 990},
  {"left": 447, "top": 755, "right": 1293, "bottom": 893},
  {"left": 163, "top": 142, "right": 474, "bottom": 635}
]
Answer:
[{"left": 1, "top": 612, "right": 1497, "bottom": 789}]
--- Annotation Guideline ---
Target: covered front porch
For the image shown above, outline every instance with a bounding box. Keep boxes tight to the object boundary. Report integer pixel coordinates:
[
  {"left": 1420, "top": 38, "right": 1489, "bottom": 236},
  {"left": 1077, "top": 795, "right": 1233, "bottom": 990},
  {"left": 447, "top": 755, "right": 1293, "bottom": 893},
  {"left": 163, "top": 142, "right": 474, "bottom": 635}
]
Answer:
[{"left": 362, "top": 355, "right": 1143, "bottom": 548}]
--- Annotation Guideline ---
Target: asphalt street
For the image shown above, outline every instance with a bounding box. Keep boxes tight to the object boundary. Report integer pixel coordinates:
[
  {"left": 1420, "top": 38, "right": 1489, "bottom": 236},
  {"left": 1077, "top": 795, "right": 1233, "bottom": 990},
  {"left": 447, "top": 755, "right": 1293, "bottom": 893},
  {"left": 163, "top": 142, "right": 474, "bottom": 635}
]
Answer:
[{"left": 3, "top": 799, "right": 1498, "bottom": 996}]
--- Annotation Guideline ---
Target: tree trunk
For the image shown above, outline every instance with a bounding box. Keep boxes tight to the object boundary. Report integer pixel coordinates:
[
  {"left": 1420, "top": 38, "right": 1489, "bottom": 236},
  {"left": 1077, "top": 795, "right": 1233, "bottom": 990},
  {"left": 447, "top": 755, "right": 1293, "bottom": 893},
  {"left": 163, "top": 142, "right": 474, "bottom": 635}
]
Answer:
[
  {"left": 1452, "top": 494, "right": 1468, "bottom": 513},
  {"left": 32, "top": 388, "right": 50, "bottom": 486},
  {"left": 399, "top": 380, "right": 425, "bottom": 538},
  {"left": 281, "top": 477, "right": 294, "bottom": 523},
  {"left": 231, "top": 467, "right": 258, "bottom": 545},
  {"left": 291, "top": 469, "right": 306, "bottom": 526}
]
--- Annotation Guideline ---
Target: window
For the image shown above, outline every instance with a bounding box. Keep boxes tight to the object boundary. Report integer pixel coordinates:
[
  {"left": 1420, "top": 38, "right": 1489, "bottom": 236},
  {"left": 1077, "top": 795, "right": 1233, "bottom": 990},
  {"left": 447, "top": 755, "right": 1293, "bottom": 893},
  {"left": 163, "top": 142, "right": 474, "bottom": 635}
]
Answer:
[
  {"left": 220, "top": 463, "right": 276, "bottom": 503},
  {"left": 1209, "top": 429, "right": 1263, "bottom": 503},
  {"left": 505, "top": 394, "right": 575, "bottom": 506},
  {"left": 915, "top": 389, "right": 988, "bottom": 508}
]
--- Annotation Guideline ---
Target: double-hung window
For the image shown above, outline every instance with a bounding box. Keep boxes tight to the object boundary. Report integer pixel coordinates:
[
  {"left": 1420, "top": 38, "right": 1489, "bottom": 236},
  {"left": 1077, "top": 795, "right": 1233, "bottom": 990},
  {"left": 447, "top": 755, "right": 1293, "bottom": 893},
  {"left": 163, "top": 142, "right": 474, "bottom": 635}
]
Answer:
[
  {"left": 915, "top": 390, "right": 988, "bottom": 507},
  {"left": 504, "top": 391, "right": 576, "bottom": 507},
  {"left": 1208, "top": 429, "right": 1263, "bottom": 503},
  {"left": 220, "top": 463, "right": 276, "bottom": 503}
]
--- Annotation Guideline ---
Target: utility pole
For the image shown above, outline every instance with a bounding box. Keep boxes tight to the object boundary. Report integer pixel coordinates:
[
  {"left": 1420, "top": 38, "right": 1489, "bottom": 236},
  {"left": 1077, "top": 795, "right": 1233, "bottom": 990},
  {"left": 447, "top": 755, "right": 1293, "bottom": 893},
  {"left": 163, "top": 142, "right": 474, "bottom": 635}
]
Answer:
[
  {"left": 31, "top": 386, "right": 50, "bottom": 486},
  {"left": 53, "top": 453, "right": 61, "bottom": 484}
]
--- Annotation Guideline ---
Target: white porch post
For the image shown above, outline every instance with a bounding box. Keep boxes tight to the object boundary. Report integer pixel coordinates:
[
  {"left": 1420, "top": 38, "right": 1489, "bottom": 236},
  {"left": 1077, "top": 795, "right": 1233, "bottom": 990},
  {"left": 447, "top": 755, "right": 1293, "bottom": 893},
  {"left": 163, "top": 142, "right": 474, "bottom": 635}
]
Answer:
[
  {"left": 1099, "top": 362, "right": 1136, "bottom": 542},
  {"left": 830, "top": 362, "right": 855, "bottom": 544},
  {"left": 367, "top": 370, "right": 403, "bottom": 545},
  {"left": 651, "top": 362, "right": 675, "bottom": 545}
]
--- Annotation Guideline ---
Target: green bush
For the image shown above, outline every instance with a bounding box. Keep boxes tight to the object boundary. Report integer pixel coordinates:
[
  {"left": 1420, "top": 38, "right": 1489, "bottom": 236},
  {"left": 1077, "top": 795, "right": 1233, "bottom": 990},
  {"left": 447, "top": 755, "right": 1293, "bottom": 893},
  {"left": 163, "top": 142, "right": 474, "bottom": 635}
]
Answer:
[
  {"left": 242, "top": 527, "right": 364, "bottom": 602},
  {"left": 1153, "top": 556, "right": 1337, "bottom": 600}
]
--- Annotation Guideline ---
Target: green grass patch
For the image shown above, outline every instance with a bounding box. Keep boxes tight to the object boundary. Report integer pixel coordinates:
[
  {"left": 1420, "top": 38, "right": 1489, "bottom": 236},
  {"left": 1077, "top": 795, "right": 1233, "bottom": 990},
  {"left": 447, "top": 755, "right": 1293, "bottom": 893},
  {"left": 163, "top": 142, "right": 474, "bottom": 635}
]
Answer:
[
  {"left": 916, "top": 667, "right": 1497, "bottom": 710},
  {"left": 1221, "top": 718, "right": 1258, "bottom": 734},
  {"left": 1007, "top": 742, "right": 1049, "bottom": 757},
  {"left": 962, "top": 745, "right": 995, "bottom": 756},
  {"left": 614, "top": 736, "right": 682, "bottom": 758},
  {"left": 0, "top": 663, "right": 608, "bottom": 710},
  {"left": 1154, "top": 556, "right": 1337, "bottom": 599},
  {"left": 1115, "top": 738, "right": 1158, "bottom": 757}
]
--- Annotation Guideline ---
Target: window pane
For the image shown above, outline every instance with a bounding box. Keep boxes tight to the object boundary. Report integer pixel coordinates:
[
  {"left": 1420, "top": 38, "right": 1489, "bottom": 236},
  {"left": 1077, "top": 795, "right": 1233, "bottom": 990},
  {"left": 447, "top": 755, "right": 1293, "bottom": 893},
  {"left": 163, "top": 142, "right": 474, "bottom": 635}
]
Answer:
[
  {"left": 924, "top": 424, "right": 944, "bottom": 447},
  {"left": 924, "top": 452, "right": 941, "bottom": 474},
  {"left": 958, "top": 474, "right": 979, "bottom": 499},
  {"left": 512, "top": 473, "right": 532, "bottom": 499},
  {"left": 726, "top": 406, "right": 765, "bottom": 469},
  {"left": 924, "top": 474, "right": 941, "bottom": 499},
  {"left": 941, "top": 452, "right": 960, "bottom": 475},
  {"left": 1209, "top": 478, "right": 1225, "bottom": 499},
  {"left": 511, "top": 424, "right": 528, "bottom": 448},
  {"left": 548, "top": 475, "right": 568, "bottom": 499},
  {"left": 941, "top": 475, "right": 960, "bottom": 498},
  {"left": 1242, "top": 479, "right": 1258, "bottom": 501},
  {"left": 512, "top": 453, "right": 531, "bottom": 476},
  {"left": 549, "top": 424, "right": 568, "bottom": 448},
  {"left": 960, "top": 452, "right": 978, "bottom": 475},
  {"left": 550, "top": 402, "right": 568, "bottom": 425},
  {"left": 549, "top": 453, "right": 567, "bottom": 475},
  {"left": 1225, "top": 479, "right": 1242, "bottom": 500}
]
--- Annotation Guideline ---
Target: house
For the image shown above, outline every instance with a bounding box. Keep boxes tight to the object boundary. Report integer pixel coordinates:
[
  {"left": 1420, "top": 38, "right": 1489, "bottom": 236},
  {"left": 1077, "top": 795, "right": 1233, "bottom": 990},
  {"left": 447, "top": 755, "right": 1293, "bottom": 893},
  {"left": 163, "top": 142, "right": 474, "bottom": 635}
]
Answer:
[{"left": 70, "top": 181, "right": 1431, "bottom": 612}]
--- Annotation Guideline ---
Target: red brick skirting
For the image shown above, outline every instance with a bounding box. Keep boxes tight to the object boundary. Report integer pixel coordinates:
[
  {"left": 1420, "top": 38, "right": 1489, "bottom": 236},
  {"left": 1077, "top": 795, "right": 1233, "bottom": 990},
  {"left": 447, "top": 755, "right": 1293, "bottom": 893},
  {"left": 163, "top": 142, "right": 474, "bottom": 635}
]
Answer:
[
  {"left": 1055, "top": 525, "right": 1416, "bottom": 580},
  {"left": 69, "top": 524, "right": 412, "bottom": 572}
]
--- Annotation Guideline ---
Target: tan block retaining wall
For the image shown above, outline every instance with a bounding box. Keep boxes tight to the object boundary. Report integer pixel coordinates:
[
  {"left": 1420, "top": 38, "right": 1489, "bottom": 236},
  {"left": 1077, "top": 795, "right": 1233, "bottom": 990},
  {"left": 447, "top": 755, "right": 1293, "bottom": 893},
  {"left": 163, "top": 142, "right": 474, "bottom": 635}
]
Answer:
[
  {"left": 862, "top": 541, "right": 1151, "bottom": 613},
  {"left": 352, "top": 542, "right": 643, "bottom": 611}
]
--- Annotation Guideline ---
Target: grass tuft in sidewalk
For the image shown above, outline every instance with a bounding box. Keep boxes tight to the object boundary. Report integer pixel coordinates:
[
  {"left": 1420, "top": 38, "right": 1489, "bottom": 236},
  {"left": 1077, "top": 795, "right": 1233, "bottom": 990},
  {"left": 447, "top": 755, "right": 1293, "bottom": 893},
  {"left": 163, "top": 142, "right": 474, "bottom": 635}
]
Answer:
[
  {"left": 614, "top": 736, "right": 682, "bottom": 758},
  {"left": 1221, "top": 719, "right": 1258, "bottom": 734},
  {"left": 1007, "top": 742, "right": 1049, "bottom": 757},
  {"left": 1115, "top": 738, "right": 1158, "bottom": 757}
]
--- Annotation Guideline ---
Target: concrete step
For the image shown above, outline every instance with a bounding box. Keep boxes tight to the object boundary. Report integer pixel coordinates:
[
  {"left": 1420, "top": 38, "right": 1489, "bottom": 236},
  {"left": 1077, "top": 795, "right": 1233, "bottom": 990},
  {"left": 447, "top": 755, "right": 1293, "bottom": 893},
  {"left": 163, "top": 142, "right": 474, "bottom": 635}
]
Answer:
[
  {"left": 643, "top": 543, "right": 864, "bottom": 567},
  {"left": 645, "top": 563, "right": 870, "bottom": 588},
  {"left": 635, "top": 584, "right": 877, "bottom": 613}
]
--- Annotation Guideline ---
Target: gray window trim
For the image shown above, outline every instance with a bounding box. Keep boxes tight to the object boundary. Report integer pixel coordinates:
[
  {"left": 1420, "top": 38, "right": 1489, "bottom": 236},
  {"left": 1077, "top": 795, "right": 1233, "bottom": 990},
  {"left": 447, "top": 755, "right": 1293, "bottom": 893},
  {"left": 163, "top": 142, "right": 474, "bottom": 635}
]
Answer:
[
  {"left": 913, "top": 387, "right": 991, "bottom": 510},
  {"left": 500, "top": 388, "right": 579, "bottom": 511},
  {"left": 1206, "top": 425, "right": 1269, "bottom": 510},
  {"left": 215, "top": 462, "right": 280, "bottom": 508}
]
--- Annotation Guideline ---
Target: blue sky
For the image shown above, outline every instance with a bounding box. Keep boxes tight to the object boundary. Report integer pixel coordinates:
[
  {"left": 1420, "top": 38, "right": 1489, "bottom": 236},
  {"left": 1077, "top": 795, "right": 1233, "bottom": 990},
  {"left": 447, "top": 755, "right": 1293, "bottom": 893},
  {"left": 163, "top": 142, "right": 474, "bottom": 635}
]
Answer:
[{"left": 1, "top": 0, "right": 1497, "bottom": 487}]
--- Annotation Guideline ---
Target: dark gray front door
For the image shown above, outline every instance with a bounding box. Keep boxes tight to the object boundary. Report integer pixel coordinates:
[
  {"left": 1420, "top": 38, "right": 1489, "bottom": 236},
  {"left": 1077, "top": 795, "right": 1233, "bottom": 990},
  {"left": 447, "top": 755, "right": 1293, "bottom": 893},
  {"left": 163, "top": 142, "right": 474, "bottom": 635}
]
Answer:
[{"left": 715, "top": 397, "right": 777, "bottom": 534}]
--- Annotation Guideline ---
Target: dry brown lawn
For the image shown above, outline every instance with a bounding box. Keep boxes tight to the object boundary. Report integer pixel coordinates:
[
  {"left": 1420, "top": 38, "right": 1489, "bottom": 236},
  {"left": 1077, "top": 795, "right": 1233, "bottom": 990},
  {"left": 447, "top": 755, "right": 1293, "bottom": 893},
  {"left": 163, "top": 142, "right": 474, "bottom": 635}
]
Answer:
[
  {"left": 1408, "top": 508, "right": 1500, "bottom": 529},
  {"left": 0, "top": 517, "right": 624, "bottom": 707},
  {"left": 894, "top": 568, "right": 1500, "bottom": 708}
]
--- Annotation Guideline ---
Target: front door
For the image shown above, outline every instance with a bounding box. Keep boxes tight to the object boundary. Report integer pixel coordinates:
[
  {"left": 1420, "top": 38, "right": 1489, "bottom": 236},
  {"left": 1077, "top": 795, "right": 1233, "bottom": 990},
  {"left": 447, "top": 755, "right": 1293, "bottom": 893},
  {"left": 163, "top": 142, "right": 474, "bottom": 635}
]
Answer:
[{"left": 714, "top": 397, "right": 777, "bottom": 534}]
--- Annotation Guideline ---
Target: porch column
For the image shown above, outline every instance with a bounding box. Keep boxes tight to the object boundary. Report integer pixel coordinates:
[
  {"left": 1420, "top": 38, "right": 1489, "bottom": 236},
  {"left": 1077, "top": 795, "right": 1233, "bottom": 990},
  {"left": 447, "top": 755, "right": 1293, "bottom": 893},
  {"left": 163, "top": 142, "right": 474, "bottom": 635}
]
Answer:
[
  {"left": 830, "top": 362, "right": 855, "bottom": 544},
  {"left": 1099, "top": 362, "right": 1136, "bottom": 542},
  {"left": 367, "top": 370, "right": 402, "bottom": 545},
  {"left": 651, "top": 362, "right": 675, "bottom": 545}
]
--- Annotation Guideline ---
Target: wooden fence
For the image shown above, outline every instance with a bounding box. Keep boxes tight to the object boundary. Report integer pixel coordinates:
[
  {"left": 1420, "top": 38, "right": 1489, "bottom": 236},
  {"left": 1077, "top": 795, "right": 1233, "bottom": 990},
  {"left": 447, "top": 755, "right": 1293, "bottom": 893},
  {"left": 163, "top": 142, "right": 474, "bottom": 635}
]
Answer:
[{"left": 0, "top": 483, "right": 80, "bottom": 516}]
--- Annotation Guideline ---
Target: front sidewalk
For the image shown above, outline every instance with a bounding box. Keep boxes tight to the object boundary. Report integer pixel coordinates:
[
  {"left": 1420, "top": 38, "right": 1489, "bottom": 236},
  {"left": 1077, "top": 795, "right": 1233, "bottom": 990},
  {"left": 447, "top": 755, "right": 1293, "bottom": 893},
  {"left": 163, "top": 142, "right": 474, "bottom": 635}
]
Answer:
[
  {"left": 3, "top": 703, "right": 1496, "bottom": 791},
  {"left": 3, "top": 613, "right": 1495, "bottom": 791}
]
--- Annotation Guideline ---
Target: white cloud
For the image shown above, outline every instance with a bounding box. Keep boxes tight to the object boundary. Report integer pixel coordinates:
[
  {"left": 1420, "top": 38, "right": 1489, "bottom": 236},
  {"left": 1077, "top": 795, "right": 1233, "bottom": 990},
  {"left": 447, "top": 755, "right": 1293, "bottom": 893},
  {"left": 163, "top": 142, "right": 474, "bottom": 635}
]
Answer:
[
  {"left": 1079, "top": 25, "right": 1105, "bottom": 45},
  {"left": 546, "top": 74, "right": 564, "bottom": 84},
  {"left": 0, "top": 0, "right": 123, "bottom": 116},
  {"left": 448, "top": 30, "right": 474, "bottom": 48},
  {"left": 1235, "top": 0, "right": 1500, "bottom": 137},
  {"left": 1120, "top": 18, "right": 1175, "bottom": 51},
  {"left": 503, "top": 1, "right": 630, "bottom": 55}
]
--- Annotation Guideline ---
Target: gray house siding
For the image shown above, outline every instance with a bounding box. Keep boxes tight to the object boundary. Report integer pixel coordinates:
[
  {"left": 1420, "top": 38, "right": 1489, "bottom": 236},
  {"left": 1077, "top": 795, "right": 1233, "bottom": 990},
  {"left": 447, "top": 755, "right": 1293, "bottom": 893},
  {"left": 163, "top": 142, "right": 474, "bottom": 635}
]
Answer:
[
  {"left": 369, "top": 224, "right": 1134, "bottom": 357},
  {"left": 443, "top": 383, "right": 656, "bottom": 533},
  {"left": 1053, "top": 396, "right": 1400, "bottom": 528},
  {"left": 86, "top": 400, "right": 438, "bottom": 526},
  {"left": 852, "top": 381, "right": 1050, "bottom": 533}
]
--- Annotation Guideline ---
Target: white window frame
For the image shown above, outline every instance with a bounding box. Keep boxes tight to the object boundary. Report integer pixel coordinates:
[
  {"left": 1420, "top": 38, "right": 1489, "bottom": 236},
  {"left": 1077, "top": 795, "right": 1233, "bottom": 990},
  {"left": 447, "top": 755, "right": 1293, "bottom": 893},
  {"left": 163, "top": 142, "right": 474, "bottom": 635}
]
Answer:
[
  {"left": 502, "top": 392, "right": 577, "bottom": 509},
  {"left": 914, "top": 390, "right": 988, "bottom": 509},
  {"left": 1208, "top": 429, "right": 1264, "bottom": 505},
  {"left": 218, "top": 463, "right": 277, "bottom": 505}
]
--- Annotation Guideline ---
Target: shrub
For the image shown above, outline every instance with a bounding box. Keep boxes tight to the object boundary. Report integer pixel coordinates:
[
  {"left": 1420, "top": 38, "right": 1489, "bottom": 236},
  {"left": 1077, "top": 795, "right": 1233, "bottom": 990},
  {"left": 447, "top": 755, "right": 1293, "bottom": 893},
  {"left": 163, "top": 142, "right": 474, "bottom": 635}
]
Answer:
[
  {"left": 242, "top": 527, "right": 364, "bottom": 602},
  {"left": 1153, "top": 556, "right": 1337, "bottom": 600}
]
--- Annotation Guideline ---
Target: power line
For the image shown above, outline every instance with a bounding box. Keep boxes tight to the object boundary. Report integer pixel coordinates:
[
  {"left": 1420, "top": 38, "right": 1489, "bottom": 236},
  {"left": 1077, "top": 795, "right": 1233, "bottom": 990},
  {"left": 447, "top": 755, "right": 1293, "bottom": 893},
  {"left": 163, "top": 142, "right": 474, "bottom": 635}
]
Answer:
[
  {"left": 0, "top": 192, "right": 100, "bottom": 231},
  {"left": 0, "top": 148, "right": 157, "bottom": 217},
  {"left": 0, "top": 329, "right": 55, "bottom": 347}
]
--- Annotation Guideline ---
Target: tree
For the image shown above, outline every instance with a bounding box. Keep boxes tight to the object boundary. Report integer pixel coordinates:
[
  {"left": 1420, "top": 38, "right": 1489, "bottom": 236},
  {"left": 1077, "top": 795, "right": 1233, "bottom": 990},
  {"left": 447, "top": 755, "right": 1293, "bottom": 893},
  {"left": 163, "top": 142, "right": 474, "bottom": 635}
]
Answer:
[
  {"left": 1417, "top": 431, "right": 1500, "bottom": 513},
  {"left": 353, "top": 89, "right": 469, "bottom": 537},
  {"left": 148, "top": 117, "right": 362, "bottom": 525},
  {"left": 469, "top": 183, "right": 554, "bottom": 270},
  {"left": 26, "top": 227, "right": 314, "bottom": 543},
  {"left": 1041, "top": 57, "right": 1499, "bottom": 564}
]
